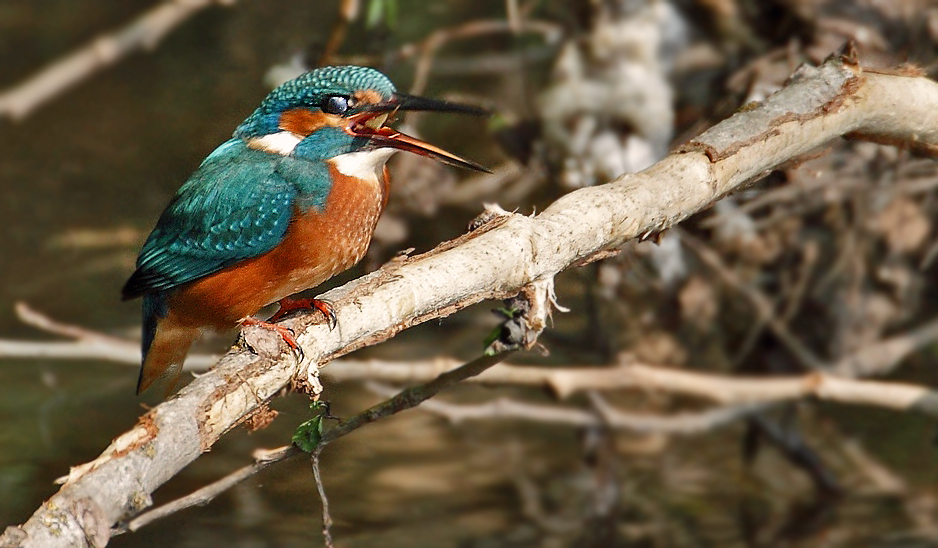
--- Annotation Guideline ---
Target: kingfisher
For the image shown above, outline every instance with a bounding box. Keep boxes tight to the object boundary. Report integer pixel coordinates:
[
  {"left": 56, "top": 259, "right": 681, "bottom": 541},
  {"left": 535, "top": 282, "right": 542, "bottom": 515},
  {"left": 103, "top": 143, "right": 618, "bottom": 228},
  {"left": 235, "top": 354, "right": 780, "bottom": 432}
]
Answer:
[{"left": 122, "top": 65, "right": 487, "bottom": 394}]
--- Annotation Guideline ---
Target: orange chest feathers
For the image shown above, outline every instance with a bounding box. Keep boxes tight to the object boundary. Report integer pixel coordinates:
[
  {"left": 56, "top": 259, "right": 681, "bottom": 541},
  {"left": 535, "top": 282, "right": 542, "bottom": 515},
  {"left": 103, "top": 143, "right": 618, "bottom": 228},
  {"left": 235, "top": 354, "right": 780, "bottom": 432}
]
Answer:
[
  {"left": 171, "top": 161, "right": 390, "bottom": 328},
  {"left": 277, "top": 161, "right": 390, "bottom": 289}
]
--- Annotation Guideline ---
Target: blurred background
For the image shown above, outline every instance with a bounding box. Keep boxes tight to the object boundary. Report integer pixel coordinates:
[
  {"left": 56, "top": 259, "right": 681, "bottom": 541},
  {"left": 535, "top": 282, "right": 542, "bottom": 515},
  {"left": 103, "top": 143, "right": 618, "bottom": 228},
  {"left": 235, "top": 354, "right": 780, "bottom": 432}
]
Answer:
[{"left": 4, "top": 0, "right": 938, "bottom": 546}]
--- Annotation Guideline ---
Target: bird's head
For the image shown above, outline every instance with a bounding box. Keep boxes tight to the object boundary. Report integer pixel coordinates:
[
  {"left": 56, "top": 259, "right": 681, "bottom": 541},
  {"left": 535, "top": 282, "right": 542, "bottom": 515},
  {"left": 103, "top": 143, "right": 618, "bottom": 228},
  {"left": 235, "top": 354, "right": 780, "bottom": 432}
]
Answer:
[{"left": 234, "top": 65, "right": 487, "bottom": 172}]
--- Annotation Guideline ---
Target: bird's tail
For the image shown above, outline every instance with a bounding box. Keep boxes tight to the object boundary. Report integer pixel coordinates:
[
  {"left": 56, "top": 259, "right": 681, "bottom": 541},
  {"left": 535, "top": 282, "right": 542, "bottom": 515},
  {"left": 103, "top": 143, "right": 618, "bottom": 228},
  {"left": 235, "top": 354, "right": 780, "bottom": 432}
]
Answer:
[{"left": 138, "top": 292, "right": 198, "bottom": 395}]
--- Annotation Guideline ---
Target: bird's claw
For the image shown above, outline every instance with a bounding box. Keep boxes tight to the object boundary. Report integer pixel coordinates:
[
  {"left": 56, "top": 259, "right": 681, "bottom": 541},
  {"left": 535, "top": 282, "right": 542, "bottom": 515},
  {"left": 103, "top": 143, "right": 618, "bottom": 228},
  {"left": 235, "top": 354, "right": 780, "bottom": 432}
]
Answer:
[
  {"left": 271, "top": 297, "right": 337, "bottom": 330},
  {"left": 277, "top": 326, "right": 305, "bottom": 362},
  {"left": 289, "top": 332, "right": 305, "bottom": 363},
  {"left": 317, "top": 300, "right": 338, "bottom": 331}
]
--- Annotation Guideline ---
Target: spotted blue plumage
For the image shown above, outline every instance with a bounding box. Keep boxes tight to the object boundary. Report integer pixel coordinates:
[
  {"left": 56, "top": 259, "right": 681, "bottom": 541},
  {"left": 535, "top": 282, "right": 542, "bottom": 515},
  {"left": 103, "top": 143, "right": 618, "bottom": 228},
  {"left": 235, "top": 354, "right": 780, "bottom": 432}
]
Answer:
[
  {"left": 234, "top": 66, "right": 396, "bottom": 139},
  {"left": 122, "top": 140, "right": 331, "bottom": 298}
]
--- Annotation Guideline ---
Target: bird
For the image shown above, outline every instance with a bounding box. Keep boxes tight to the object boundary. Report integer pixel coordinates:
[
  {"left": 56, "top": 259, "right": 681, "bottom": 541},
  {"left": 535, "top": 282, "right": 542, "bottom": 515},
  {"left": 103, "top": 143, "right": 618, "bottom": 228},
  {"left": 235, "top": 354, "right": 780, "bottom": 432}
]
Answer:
[{"left": 122, "top": 65, "right": 487, "bottom": 395}]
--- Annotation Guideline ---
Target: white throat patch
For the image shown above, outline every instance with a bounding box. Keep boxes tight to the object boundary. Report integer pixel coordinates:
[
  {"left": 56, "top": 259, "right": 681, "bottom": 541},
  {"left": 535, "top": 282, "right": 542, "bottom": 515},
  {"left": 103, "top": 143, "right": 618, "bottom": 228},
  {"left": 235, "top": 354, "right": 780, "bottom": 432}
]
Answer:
[
  {"left": 248, "top": 131, "right": 303, "bottom": 155},
  {"left": 329, "top": 149, "right": 397, "bottom": 182}
]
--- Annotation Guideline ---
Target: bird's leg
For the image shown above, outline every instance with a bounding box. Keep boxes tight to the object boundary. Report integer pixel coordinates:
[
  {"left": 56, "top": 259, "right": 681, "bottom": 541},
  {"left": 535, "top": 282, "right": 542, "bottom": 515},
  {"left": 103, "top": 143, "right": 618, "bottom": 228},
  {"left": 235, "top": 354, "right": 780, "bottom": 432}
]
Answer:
[{"left": 269, "top": 297, "right": 338, "bottom": 330}]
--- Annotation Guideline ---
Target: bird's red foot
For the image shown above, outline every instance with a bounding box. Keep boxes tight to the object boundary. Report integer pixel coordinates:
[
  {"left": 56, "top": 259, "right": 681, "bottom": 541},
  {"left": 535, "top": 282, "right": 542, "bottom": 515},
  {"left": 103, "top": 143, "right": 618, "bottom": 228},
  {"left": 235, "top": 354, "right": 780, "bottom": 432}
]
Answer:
[
  {"left": 240, "top": 317, "right": 299, "bottom": 351},
  {"left": 269, "top": 297, "right": 337, "bottom": 330}
]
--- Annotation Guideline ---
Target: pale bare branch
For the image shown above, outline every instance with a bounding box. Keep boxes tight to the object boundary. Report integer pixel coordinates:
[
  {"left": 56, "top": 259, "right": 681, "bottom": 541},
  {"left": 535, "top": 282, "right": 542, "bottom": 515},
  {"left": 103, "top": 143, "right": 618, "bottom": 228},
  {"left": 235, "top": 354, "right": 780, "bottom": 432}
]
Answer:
[{"left": 364, "top": 381, "right": 773, "bottom": 434}]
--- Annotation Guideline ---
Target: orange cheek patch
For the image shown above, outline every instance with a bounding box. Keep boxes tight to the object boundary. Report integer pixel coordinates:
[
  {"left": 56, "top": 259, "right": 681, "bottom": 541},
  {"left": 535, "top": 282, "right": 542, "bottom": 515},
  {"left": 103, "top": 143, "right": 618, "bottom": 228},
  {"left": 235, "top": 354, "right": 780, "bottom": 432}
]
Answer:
[
  {"left": 353, "top": 89, "right": 383, "bottom": 106},
  {"left": 279, "top": 109, "right": 340, "bottom": 136}
]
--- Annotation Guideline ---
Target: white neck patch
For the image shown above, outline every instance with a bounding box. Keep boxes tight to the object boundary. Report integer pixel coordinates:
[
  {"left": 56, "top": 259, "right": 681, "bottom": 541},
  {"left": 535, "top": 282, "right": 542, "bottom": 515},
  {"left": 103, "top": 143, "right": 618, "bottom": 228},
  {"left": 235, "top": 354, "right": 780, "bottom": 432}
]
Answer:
[
  {"left": 247, "top": 131, "right": 303, "bottom": 155},
  {"left": 329, "top": 148, "right": 397, "bottom": 182}
]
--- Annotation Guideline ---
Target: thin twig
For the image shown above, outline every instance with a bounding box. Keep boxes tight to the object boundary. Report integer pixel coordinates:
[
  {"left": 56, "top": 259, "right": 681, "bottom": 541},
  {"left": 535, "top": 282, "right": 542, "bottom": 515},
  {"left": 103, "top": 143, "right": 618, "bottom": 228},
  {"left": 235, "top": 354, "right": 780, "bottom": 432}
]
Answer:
[
  {"left": 831, "top": 317, "right": 938, "bottom": 377},
  {"left": 311, "top": 449, "right": 333, "bottom": 548},
  {"left": 0, "top": 0, "right": 235, "bottom": 121},
  {"left": 780, "top": 240, "right": 819, "bottom": 323},
  {"left": 317, "top": 0, "right": 360, "bottom": 67},
  {"left": 409, "top": 20, "right": 559, "bottom": 95},
  {"left": 679, "top": 229, "right": 828, "bottom": 371},
  {"left": 363, "top": 380, "right": 599, "bottom": 426},
  {"left": 117, "top": 445, "right": 300, "bottom": 534},
  {"left": 506, "top": 0, "right": 521, "bottom": 33},
  {"left": 3, "top": 302, "right": 216, "bottom": 370},
  {"left": 310, "top": 352, "right": 512, "bottom": 545},
  {"left": 318, "top": 351, "right": 514, "bottom": 447},
  {"left": 113, "top": 360, "right": 938, "bottom": 535},
  {"left": 365, "top": 381, "right": 772, "bottom": 434},
  {"left": 750, "top": 414, "right": 842, "bottom": 494},
  {"left": 16, "top": 302, "right": 133, "bottom": 346},
  {"left": 589, "top": 392, "right": 774, "bottom": 434}
]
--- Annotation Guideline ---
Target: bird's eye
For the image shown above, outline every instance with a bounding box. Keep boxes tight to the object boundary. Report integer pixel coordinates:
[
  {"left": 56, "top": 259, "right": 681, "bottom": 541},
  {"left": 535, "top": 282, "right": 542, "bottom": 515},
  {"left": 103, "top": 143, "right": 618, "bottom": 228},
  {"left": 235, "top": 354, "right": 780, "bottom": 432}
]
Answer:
[{"left": 322, "top": 95, "right": 350, "bottom": 115}]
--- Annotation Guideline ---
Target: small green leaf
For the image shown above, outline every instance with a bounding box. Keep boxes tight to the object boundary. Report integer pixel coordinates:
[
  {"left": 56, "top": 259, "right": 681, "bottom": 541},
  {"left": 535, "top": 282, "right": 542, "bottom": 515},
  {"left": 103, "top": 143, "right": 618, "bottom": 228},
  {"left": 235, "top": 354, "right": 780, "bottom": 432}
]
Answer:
[
  {"left": 496, "top": 306, "right": 520, "bottom": 318},
  {"left": 309, "top": 400, "right": 329, "bottom": 413},
  {"left": 292, "top": 401, "right": 329, "bottom": 452},
  {"left": 292, "top": 415, "right": 323, "bottom": 453}
]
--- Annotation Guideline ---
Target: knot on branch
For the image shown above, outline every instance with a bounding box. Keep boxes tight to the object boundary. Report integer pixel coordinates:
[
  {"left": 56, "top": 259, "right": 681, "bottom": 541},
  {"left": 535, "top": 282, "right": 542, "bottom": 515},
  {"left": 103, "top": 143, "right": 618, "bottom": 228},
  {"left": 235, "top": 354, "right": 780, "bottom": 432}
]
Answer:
[
  {"left": 485, "top": 277, "right": 568, "bottom": 355},
  {"left": 73, "top": 497, "right": 109, "bottom": 548},
  {"left": 468, "top": 203, "right": 514, "bottom": 231}
]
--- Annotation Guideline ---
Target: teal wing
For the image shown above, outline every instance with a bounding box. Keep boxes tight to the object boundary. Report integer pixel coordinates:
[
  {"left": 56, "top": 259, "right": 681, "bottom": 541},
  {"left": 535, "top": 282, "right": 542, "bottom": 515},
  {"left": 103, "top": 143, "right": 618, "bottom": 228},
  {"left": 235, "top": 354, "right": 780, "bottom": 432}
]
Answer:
[{"left": 122, "top": 140, "right": 329, "bottom": 299}]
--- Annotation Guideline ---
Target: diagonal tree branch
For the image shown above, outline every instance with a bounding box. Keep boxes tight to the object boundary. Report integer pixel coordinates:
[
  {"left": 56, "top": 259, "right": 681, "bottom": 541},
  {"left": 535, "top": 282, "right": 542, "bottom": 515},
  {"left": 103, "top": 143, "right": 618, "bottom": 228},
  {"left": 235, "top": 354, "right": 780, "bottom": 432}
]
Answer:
[{"left": 6, "top": 45, "right": 938, "bottom": 548}]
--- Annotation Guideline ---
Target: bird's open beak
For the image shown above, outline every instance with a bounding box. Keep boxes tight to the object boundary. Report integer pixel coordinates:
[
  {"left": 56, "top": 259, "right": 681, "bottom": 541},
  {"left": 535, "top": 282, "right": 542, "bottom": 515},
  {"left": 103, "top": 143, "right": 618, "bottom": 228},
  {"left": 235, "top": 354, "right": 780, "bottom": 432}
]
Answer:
[{"left": 345, "top": 93, "right": 490, "bottom": 173}]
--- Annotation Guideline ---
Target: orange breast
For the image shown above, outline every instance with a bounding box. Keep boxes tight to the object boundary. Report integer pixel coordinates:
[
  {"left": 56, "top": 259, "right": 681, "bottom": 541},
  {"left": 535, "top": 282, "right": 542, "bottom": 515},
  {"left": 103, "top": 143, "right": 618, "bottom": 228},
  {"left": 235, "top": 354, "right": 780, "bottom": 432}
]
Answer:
[{"left": 169, "top": 164, "right": 389, "bottom": 329}]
